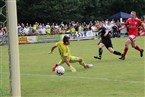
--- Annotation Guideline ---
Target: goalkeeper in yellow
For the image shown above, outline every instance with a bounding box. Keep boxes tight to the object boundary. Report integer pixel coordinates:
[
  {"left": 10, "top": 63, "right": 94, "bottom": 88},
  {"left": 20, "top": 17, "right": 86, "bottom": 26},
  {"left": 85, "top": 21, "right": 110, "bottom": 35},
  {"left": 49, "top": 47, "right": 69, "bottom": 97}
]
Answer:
[{"left": 49, "top": 36, "right": 93, "bottom": 72}]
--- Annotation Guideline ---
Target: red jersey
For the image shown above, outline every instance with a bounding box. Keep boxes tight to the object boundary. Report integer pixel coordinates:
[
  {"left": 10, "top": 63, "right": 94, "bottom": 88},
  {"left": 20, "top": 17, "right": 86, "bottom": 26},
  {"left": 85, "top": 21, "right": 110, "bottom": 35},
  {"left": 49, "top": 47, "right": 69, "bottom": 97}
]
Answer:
[{"left": 125, "top": 18, "right": 141, "bottom": 36}]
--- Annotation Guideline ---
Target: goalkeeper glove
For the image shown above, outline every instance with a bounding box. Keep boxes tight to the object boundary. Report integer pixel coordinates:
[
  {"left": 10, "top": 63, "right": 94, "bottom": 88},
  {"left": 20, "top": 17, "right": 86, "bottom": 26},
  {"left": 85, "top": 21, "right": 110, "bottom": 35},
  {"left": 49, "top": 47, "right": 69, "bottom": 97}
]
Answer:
[
  {"left": 69, "top": 65, "right": 76, "bottom": 72},
  {"left": 48, "top": 51, "right": 54, "bottom": 54}
]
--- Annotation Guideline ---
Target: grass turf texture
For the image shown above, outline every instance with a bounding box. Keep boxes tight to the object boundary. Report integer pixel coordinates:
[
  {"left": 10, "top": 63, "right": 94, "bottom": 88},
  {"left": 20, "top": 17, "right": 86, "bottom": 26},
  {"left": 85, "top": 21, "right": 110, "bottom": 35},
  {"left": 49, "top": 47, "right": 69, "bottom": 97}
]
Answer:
[{"left": 0, "top": 36, "right": 144, "bottom": 97}]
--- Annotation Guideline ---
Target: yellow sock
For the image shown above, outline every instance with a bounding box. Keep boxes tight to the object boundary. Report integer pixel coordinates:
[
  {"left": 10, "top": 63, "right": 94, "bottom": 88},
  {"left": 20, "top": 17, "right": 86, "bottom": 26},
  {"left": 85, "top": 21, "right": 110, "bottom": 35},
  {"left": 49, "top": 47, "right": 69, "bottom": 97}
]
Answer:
[{"left": 79, "top": 61, "right": 86, "bottom": 67}]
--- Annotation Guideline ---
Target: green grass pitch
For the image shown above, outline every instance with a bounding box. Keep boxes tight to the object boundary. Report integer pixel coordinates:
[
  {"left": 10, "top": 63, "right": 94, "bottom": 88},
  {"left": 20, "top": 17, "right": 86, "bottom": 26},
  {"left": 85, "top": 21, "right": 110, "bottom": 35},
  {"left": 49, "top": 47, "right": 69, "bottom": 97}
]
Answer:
[{"left": 0, "top": 36, "right": 144, "bottom": 97}]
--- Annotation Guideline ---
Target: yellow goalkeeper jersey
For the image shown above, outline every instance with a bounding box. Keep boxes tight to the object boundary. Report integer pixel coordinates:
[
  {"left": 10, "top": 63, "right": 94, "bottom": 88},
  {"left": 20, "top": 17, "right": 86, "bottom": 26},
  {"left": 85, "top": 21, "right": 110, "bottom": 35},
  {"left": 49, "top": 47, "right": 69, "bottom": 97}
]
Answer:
[{"left": 56, "top": 42, "right": 71, "bottom": 60}]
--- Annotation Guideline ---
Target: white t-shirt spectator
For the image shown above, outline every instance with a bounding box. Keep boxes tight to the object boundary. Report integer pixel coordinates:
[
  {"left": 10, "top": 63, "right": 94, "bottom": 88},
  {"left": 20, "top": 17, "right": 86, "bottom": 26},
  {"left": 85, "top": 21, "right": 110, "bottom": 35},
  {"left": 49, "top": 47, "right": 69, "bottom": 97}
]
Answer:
[
  {"left": 40, "top": 28, "right": 46, "bottom": 35},
  {"left": 46, "top": 25, "right": 50, "bottom": 28},
  {"left": 0, "top": 30, "right": 3, "bottom": 36},
  {"left": 55, "top": 25, "right": 59, "bottom": 29},
  {"left": 23, "top": 27, "right": 29, "bottom": 35},
  {"left": 17, "top": 25, "right": 21, "bottom": 29},
  {"left": 39, "top": 24, "right": 42, "bottom": 29}
]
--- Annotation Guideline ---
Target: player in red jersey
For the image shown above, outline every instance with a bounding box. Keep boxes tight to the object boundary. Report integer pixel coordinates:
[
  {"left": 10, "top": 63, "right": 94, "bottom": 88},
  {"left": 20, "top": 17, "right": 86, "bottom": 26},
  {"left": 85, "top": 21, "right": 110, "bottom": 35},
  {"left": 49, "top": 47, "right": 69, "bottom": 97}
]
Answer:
[{"left": 119, "top": 11, "right": 144, "bottom": 60}]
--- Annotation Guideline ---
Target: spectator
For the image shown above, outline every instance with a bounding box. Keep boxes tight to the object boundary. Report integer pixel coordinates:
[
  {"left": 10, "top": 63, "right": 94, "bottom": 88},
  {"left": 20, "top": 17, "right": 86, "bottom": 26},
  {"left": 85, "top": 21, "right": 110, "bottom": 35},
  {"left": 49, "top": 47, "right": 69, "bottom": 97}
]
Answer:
[
  {"left": 0, "top": 27, "right": 3, "bottom": 36},
  {"left": 46, "top": 26, "right": 51, "bottom": 35},
  {"left": 23, "top": 25, "right": 30, "bottom": 36},
  {"left": 40, "top": 25, "right": 46, "bottom": 35}
]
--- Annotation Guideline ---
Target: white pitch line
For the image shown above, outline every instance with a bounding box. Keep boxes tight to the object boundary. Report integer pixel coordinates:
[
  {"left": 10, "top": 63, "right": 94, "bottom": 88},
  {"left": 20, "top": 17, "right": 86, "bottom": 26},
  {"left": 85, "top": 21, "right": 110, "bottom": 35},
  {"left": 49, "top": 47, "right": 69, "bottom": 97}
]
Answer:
[{"left": 1, "top": 72, "right": 145, "bottom": 84}]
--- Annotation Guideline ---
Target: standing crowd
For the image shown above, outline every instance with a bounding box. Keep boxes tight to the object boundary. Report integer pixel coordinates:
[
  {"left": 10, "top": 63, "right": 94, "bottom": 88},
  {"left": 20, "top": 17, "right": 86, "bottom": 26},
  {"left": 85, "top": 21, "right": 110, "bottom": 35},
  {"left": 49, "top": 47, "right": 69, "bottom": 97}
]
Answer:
[
  {"left": 17, "top": 20, "right": 125, "bottom": 38},
  {"left": 1, "top": 19, "right": 144, "bottom": 38}
]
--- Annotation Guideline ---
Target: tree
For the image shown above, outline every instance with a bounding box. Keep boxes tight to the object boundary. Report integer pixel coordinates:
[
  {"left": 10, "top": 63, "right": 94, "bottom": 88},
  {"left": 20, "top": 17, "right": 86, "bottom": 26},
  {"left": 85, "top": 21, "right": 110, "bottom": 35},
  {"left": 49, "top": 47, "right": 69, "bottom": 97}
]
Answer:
[
  {"left": 10, "top": 0, "right": 145, "bottom": 24},
  {"left": 0, "top": 0, "right": 6, "bottom": 26}
]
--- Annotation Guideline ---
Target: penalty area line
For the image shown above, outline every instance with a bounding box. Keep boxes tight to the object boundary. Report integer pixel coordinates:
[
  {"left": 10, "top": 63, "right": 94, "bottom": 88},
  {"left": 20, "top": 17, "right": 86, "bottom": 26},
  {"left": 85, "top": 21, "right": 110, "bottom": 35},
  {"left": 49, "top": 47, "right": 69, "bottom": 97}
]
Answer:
[{"left": 1, "top": 72, "right": 145, "bottom": 84}]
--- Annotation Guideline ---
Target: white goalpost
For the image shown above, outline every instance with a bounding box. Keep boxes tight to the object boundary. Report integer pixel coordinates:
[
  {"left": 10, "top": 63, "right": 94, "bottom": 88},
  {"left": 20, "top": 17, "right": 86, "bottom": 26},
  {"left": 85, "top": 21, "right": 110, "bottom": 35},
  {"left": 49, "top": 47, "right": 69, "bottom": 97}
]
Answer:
[{"left": 6, "top": 0, "right": 21, "bottom": 96}]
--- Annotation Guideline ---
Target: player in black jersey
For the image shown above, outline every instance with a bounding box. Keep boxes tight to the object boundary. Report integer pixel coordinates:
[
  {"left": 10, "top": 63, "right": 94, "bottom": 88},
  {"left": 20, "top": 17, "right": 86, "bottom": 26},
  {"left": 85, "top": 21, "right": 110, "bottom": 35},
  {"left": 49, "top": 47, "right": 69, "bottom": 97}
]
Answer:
[{"left": 94, "top": 22, "right": 122, "bottom": 60}]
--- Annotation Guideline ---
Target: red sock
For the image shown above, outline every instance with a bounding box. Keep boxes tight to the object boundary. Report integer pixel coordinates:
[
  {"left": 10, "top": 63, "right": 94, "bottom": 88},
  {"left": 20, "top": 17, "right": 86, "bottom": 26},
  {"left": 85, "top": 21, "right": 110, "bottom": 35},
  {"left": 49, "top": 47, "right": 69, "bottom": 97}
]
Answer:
[
  {"left": 52, "top": 64, "right": 58, "bottom": 72},
  {"left": 135, "top": 45, "right": 142, "bottom": 52},
  {"left": 123, "top": 47, "right": 128, "bottom": 57}
]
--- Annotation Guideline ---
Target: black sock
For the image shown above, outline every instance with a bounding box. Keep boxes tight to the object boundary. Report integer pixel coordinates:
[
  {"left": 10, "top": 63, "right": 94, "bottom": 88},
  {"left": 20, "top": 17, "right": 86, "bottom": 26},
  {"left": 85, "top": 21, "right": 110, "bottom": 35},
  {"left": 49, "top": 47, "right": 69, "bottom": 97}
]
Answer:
[
  {"left": 113, "top": 51, "right": 122, "bottom": 56},
  {"left": 99, "top": 48, "right": 103, "bottom": 57}
]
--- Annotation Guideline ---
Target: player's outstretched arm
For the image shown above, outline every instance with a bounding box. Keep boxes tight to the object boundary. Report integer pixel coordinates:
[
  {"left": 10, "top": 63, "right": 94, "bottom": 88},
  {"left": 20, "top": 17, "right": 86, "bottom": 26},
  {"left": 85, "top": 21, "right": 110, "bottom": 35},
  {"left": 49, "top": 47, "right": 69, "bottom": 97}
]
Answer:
[
  {"left": 118, "top": 25, "right": 126, "bottom": 31},
  {"left": 104, "top": 30, "right": 109, "bottom": 36},
  {"left": 64, "top": 56, "right": 71, "bottom": 67},
  {"left": 49, "top": 45, "right": 57, "bottom": 54}
]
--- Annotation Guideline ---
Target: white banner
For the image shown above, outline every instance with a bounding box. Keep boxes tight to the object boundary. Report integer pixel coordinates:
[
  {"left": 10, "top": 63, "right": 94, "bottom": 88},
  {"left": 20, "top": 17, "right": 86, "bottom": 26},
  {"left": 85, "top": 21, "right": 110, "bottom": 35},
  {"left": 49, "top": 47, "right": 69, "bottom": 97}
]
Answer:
[{"left": 27, "top": 36, "right": 37, "bottom": 43}]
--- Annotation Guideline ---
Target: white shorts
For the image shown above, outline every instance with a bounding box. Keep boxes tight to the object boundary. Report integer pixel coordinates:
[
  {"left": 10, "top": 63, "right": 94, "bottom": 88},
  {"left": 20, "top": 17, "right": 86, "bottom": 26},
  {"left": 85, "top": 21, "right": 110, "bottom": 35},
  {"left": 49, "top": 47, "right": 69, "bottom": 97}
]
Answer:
[{"left": 128, "top": 35, "right": 136, "bottom": 42}]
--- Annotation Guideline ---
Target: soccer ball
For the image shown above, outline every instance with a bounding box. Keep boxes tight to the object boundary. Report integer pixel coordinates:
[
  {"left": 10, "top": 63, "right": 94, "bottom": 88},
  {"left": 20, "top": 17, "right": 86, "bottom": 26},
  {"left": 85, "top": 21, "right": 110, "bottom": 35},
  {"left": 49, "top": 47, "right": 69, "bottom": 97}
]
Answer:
[
  {"left": 87, "top": 64, "right": 93, "bottom": 68},
  {"left": 55, "top": 66, "right": 65, "bottom": 76}
]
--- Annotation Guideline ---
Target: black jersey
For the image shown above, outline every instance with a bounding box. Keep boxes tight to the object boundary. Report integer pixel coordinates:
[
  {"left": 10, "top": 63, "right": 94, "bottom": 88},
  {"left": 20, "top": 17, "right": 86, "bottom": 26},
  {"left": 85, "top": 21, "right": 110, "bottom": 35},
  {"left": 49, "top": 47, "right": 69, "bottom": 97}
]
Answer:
[
  {"left": 98, "top": 27, "right": 113, "bottom": 49},
  {"left": 98, "top": 27, "right": 110, "bottom": 39}
]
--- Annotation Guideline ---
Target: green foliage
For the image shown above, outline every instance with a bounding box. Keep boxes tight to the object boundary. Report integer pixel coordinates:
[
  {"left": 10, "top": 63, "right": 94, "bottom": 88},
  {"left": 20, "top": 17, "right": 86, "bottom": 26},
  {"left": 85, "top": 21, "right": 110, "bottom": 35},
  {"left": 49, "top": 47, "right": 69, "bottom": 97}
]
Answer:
[{"left": 1, "top": 0, "right": 145, "bottom": 23}]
